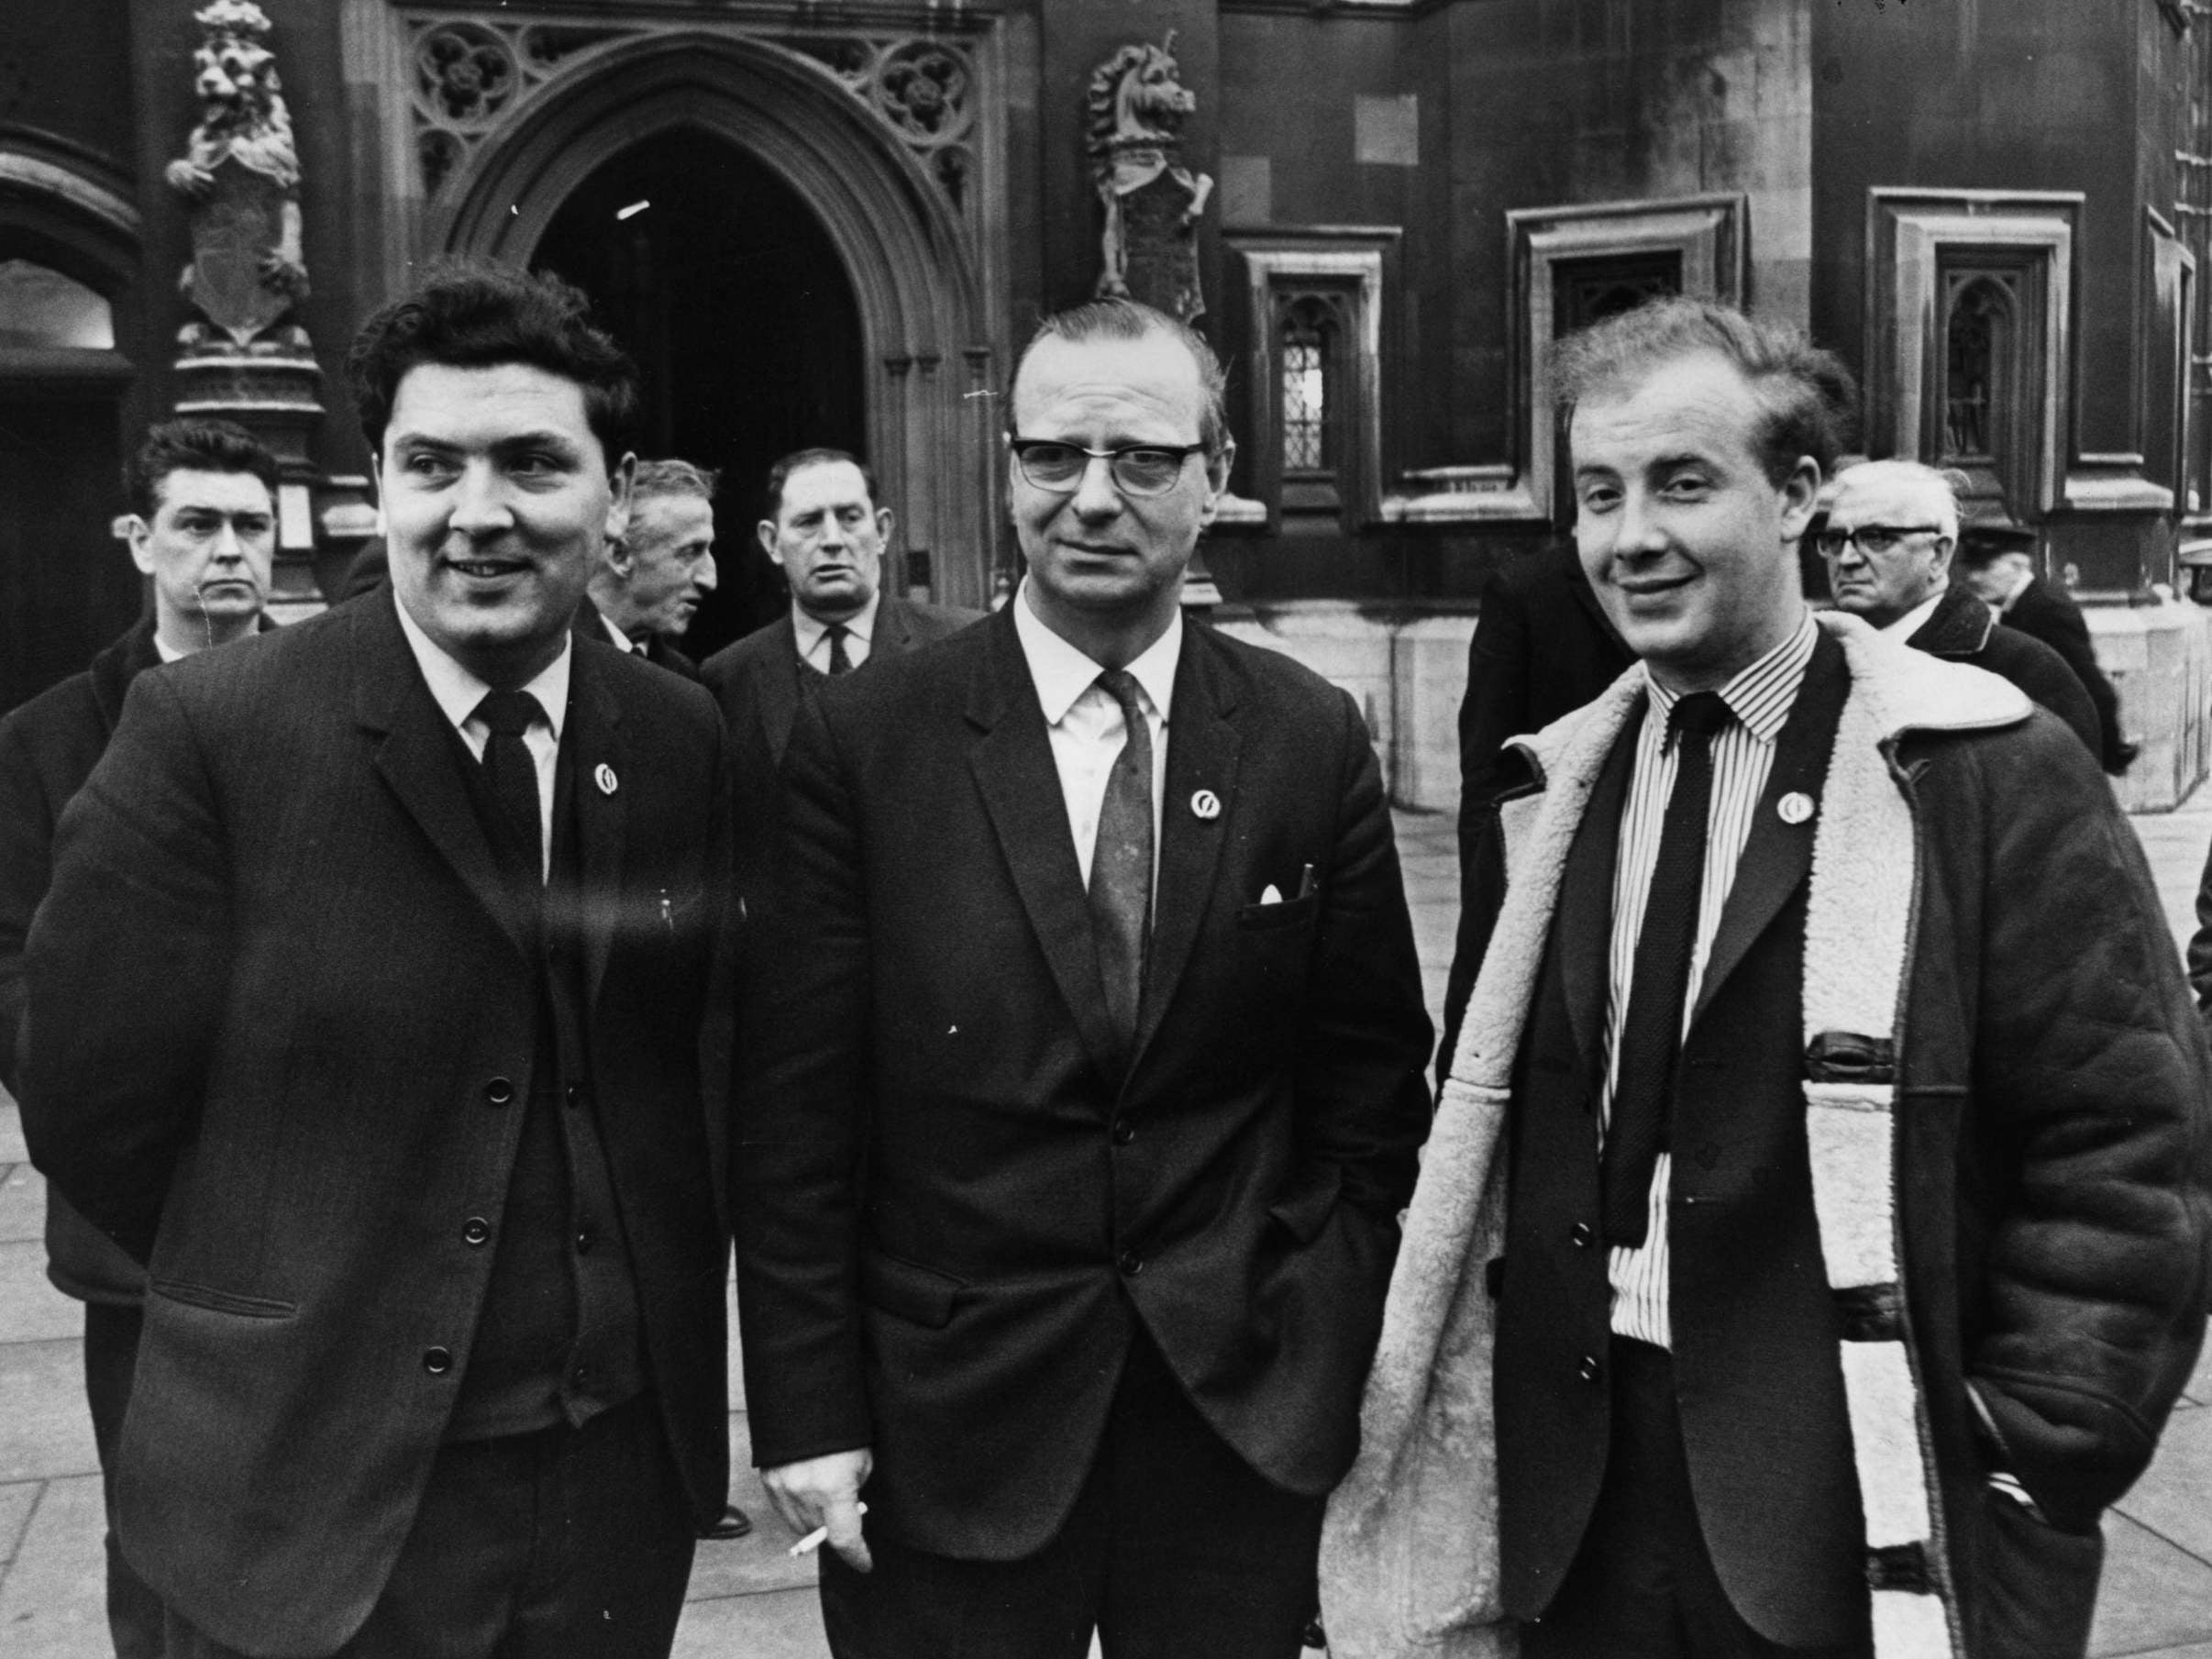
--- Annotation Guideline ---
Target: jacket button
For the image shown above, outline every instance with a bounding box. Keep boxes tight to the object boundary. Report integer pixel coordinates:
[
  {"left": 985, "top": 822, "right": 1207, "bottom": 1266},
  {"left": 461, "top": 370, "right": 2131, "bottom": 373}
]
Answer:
[
  {"left": 423, "top": 1346, "right": 453, "bottom": 1376},
  {"left": 1577, "top": 1354, "right": 1603, "bottom": 1384},
  {"left": 566, "top": 1084, "right": 586, "bottom": 1111},
  {"left": 575, "top": 1225, "right": 596, "bottom": 1255},
  {"left": 483, "top": 1077, "right": 514, "bottom": 1107},
  {"left": 1111, "top": 1118, "right": 1135, "bottom": 1146},
  {"left": 1569, "top": 1222, "right": 1594, "bottom": 1248},
  {"left": 461, "top": 1217, "right": 491, "bottom": 1246},
  {"left": 1117, "top": 1249, "right": 1145, "bottom": 1277}
]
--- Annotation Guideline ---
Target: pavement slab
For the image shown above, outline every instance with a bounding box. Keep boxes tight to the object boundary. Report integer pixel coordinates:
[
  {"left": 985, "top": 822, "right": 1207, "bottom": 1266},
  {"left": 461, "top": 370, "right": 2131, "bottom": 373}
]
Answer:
[
  {"left": 0, "top": 1100, "right": 27, "bottom": 1164},
  {"left": 671, "top": 1585, "right": 830, "bottom": 1659},
  {"left": 2116, "top": 1409, "right": 2212, "bottom": 1565},
  {"left": 0, "top": 1479, "right": 38, "bottom": 1566},
  {"left": 0, "top": 1244, "right": 78, "bottom": 1344},
  {"left": 0, "top": 1164, "right": 40, "bottom": 1244},
  {"left": 2093, "top": 1512, "right": 2212, "bottom": 1656},
  {"left": 0, "top": 1474, "right": 107, "bottom": 1658},
  {"left": 0, "top": 1339, "right": 95, "bottom": 1485}
]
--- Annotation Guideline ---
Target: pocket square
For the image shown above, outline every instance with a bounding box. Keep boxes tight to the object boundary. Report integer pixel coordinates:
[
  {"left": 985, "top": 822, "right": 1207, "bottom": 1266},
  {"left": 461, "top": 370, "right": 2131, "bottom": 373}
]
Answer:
[{"left": 1258, "top": 883, "right": 1283, "bottom": 904}]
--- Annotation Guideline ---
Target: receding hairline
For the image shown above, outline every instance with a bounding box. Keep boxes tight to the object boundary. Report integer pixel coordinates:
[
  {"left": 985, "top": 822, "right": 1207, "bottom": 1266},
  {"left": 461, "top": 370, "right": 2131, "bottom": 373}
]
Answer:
[
  {"left": 769, "top": 455, "right": 879, "bottom": 520},
  {"left": 1827, "top": 462, "right": 1959, "bottom": 537},
  {"left": 1011, "top": 326, "right": 1216, "bottom": 432}
]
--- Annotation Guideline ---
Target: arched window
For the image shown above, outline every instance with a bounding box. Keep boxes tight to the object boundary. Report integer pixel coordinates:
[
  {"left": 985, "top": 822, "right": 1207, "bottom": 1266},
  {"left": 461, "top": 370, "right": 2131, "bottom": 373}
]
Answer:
[
  {"left": 0, "top": 258, "right": 114, "bottom": 349},
  {"left": 1278, "top": 293, "right": 1333, "bottom": 473},
  {"left": 1942, "top": 274, "right": 2014, "bottom": 461}
]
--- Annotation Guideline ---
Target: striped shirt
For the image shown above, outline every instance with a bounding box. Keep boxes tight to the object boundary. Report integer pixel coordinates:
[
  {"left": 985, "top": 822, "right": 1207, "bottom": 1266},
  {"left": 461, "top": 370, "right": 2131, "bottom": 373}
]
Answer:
[{"left": 1603, "top": 610, "right": 1818, "bottom": 1347}]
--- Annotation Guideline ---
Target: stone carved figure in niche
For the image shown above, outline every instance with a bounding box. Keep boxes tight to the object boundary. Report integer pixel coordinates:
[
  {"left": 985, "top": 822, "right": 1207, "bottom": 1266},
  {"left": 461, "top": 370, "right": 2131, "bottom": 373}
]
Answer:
[
  {"left": 1088, "top": 31, "right": 1213, "bottom": 321},
  {"left": 164, "top": 0, "right": 309, "bottom": 355}
]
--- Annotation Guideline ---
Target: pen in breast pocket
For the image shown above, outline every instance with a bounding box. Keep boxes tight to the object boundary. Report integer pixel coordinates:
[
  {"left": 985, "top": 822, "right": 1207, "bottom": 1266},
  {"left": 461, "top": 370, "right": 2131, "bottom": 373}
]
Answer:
[
  {"left": 1296, "top": 863, "right": 1317, "bottom": 900},
  {"left": 658, "top": 888, "right": 673, "bottom": 933}
]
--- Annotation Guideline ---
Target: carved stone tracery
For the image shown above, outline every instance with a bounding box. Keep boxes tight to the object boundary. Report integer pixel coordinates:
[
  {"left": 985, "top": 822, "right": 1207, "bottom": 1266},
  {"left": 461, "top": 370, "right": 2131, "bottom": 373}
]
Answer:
[{"left": 405, "top": 14, "right": 981, "bottom": 222}]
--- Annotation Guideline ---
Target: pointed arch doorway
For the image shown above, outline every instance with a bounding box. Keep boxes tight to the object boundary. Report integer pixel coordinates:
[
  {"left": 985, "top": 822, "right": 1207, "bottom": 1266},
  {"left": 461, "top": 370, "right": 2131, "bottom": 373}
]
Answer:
[
  {"left": 533, "top": 130, "right": 866, "bottom": 655},
  {"left": 436, "top": 33, "right": 1001, "bottom": 623}
]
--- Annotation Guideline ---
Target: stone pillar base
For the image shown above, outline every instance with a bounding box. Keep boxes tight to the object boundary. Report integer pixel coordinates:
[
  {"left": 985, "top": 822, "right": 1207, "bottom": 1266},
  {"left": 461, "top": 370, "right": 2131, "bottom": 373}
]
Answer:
[{"left": 2093, "top": 597, "right": 2211, "bottom": 813}]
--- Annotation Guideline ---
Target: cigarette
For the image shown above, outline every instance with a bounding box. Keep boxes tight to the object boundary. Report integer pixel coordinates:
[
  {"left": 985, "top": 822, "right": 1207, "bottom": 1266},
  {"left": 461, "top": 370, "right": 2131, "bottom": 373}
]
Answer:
[{"left": 788, "top": 1501, "right": 868, "bottom": 1557}]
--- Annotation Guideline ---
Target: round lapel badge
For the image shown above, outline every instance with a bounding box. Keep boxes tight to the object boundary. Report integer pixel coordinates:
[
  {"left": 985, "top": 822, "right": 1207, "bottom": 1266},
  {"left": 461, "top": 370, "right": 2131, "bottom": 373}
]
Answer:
[
  {"left": 1777, "top": 791, "right": 1814, "bottom": 825},
  {"left": 595, "top": 763, "right": 619, "bottom": 797},
  {"left": 1190, "top": 788, "right": 1222, "bottom": 821}
]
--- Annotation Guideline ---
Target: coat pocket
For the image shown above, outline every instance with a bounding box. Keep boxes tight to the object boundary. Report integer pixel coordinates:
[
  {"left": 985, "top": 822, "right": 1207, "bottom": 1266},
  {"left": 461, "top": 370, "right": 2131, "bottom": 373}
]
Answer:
[
  {"left": 858, "top": 1251, "right": 966, "bottom": 1329},
  {"left": 1237, "top": 891, "right": 1321, "bottom": 932},
  {"left": 1973, "top": 1483, "right": 2104, "bottom": 1659},
  {"left": 150, "top": 1277, "right": 298, "bottom": 1319}
]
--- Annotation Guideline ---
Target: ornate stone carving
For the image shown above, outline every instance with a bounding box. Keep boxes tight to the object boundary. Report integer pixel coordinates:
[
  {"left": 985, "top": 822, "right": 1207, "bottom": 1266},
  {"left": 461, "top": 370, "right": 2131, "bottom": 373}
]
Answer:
[
  {"left": 1088, "top": 32, "right": 1212, "bottom": 322},
  {"left": 165, "top": 0, "right": 309, "bottom": 353},
  {"left": 404, "top": 16, "right": 981, "bottom": 225}
]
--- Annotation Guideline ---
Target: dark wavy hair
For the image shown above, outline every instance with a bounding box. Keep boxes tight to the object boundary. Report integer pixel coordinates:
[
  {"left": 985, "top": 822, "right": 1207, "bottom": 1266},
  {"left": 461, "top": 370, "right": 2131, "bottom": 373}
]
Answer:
[
  {"left": 1551, "top": 296, "right": 1860, "bottom": 485},
  {"left": 346, "top": 258, "right": 639, "bottom": 460},
  {"left": 124, "top": 419, "right": 278, "bottom": 519}
]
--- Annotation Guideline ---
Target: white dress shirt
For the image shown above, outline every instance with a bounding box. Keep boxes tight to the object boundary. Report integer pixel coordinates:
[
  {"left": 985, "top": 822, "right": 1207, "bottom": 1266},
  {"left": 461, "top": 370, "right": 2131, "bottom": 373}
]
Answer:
[
  {"left": 1011, "top": 577, "right": 1178, "bottom": 890},
  {"left": 1877, "top": 588, "right": 1946, "bottom": 641},
  {"left": 1602, "top": 610, "right": 1818, "bottom": 1348},
  {"left": 794, "top": 589, "right": 882, "bottom": 674},
  {"left": 600, "top": 608, "right": 641, "bottom": 654},
  {"left": 393, "top": 590, "right": 570, "bottom": 881}
]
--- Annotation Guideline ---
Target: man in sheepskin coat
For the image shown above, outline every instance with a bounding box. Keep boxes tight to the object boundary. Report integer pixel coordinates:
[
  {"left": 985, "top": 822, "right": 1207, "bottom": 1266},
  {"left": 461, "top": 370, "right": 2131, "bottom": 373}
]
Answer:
[{"left": 1320, "top": 297, "right": 2212, "bottom": 1659}]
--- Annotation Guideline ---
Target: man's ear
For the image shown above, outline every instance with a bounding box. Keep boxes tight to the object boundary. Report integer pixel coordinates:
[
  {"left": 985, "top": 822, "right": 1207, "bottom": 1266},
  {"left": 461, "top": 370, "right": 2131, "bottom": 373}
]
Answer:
[
  {"left": 124, "top": 514, "right": 155, "bottom": 576},
  {"left": 1777, "top": 456, "right": 1821, "bottom": 542},
  {"left": 603, "top": 452, "right": 636, "bottom": 545},
  {"left": 1198, "top": 437, "right": 1236, "bottom": 527},
  {"left": 875, "top": 507, "right": 895, "bottom": 545}
]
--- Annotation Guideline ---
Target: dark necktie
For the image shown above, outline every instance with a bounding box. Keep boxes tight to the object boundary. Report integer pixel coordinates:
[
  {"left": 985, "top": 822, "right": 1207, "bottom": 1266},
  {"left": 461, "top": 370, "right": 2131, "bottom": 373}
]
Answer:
[
  {"left": 1601, "top": 690, "right": 1731, "bottom": 1246},
  {"left": 473, "top": 689, "right": 545, "bottom": 886},
  {"left": 824, "top": 623, "right": 854, "bottom": 676},
  {"left": 1089, "top": 669, "right": 1155, "bottom": 1059}
]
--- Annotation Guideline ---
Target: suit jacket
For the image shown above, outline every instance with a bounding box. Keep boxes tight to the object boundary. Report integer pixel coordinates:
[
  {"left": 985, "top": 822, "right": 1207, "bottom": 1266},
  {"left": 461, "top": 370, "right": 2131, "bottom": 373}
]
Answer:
[
  {"left": 1907, "top": 584, "right": 2100, "bottom": 759},
  {"left": 2003, "top": 576, "right": 2129, "bottom": 772},
  {"left": 1441, "top": 547, "right": 1634, "bottom": 1076},
  {"left": 19, "top": 592, "right": 736, "bottom": 1655},
  {"left": 735, "top": 605, "right": 1433, "bottom": 1560},
  {"left": 701, "top": 593, "right": 983, "bottom": 766},
  {"left": 575, "top": 596, "right": 702, "bottom": 682}
]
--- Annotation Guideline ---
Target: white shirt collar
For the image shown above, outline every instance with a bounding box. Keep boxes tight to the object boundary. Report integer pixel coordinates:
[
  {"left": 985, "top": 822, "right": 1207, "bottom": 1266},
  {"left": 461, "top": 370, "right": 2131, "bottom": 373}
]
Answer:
[
  {"left": 792, "top": 588, "right": 882, "bottom": 656},
  {"left": 599, "top": 607, "right": 638, "bottom": 653},
  {"left": 392, "top": 587, "right": 570, "bottom": 741},
  {"left": 1012, "top": 576, "right": 1180, "bottom": 727},
  {"left": 1879, "top": 588, "right": 1948, "bottom": 642},
  {"left": 154, "top": 634, "right": 186, "bottom": 665}
]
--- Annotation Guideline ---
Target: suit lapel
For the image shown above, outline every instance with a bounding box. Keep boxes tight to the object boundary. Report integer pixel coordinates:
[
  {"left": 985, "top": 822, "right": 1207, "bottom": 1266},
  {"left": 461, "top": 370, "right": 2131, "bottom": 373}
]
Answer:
[
  {"left": 1691, "top": 630, "right": 1850, "bottom": 1023},
  {"left": 874, "top": 595, "right": 915, "bottom": 656},
  {"left": 1128, "top": 628, "right": 1240, "bottom": 1073},
  {"left": 569, "top": 646, "right": 627, "bottom": 1012},
  {"left": 966, "top": 612, "right": 1123, "bottom": 1078},
  {"left": 759, "top": 618, "right": 803, "bottom": 763},
  {"left": 354, "top": 596, "right": 533, "bottom": 960},
  {"left": 1555, "top": 706, "right": 1641, "bottom": 1070}
]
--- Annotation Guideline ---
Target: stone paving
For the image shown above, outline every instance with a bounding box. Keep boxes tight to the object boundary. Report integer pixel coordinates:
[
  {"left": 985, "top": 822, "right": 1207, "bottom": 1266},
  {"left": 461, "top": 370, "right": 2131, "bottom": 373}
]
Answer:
[{"left": 3, "top": 802, "right": 2210, "bottom": 1656}]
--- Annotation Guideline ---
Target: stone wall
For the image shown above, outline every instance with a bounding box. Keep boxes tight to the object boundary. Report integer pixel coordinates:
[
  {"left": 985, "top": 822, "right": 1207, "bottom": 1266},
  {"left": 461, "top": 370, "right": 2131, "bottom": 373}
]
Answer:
[{"left": 2097, "top": 601, "right": 2212, "bottom": 813}]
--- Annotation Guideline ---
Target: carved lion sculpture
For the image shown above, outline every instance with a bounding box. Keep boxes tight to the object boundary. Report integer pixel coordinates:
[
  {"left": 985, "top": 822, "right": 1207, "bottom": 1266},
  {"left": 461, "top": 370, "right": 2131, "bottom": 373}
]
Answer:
[
  {"left": 1087, "top": 31, "right": 1212, "bottom": 315},
  {"left": 166, "top": 0, "right": 308, "bottom": 339}
]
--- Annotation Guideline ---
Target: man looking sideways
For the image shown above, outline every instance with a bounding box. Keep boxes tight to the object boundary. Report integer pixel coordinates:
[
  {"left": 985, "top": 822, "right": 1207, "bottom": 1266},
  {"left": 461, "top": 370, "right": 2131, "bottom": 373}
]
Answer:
[
  {"left": 1817, "top": 458, "right": 2097, "bottom": 757},
  {"left": 582, "top": 456, "right": 719, "bottom": 680},
  {"left": 23, "top": 260, "right": 736, "bottom": 1659},
  {"left": 0, "top": 417, "right": 277, "bottom": 1659},
  {"left": 736, "top": 298, "right": 1432, "bottom": 1658}
]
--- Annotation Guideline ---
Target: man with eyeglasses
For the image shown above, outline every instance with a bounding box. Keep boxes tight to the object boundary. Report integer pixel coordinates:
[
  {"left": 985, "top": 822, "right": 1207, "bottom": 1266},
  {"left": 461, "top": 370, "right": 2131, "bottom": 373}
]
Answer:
[
  {"left": 735, "top": 297, "right": 1433, "bottom": 1657},
  {"left": 0, "top": 417, "right": 278, "bottom": 1659},
  {"left": 1816, "top": 459, "right": 2098, "bottom": 758}
]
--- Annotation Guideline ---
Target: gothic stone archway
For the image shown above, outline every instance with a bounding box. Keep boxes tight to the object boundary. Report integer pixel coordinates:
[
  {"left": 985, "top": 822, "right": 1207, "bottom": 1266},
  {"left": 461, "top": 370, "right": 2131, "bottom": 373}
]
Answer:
[{"left": 348, "top": 10, "right": 1006, "bottom": 609}]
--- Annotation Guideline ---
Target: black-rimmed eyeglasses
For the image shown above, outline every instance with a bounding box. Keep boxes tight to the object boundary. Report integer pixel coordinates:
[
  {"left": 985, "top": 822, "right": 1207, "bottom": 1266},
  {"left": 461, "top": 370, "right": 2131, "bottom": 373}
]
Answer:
[
  {"left": 1813, "top": 523, "right": 1948, "bottom": 558},
  {"left": 1008, "top": 438, "right": 1208, "bottom": 498}
]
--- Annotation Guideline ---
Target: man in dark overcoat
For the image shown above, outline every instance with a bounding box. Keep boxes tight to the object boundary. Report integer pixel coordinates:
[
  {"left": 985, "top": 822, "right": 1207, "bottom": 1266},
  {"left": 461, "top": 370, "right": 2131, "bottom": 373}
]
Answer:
[
  {"left": 21, "top": 261, "right": 736, "bottom": 1659},
  {"left": 735, "top": 300, "right": 1434, "bottom": 1658},
  {"left": 0, "top": 416, "right": 279, "bottom": 1659}
]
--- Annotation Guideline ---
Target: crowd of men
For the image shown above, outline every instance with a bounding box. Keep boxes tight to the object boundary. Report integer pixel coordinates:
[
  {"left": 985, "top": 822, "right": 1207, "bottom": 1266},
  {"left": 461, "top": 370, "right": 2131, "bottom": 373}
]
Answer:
[{"left": 0, "top": 260, "right": 2207, "bottom": 1659}]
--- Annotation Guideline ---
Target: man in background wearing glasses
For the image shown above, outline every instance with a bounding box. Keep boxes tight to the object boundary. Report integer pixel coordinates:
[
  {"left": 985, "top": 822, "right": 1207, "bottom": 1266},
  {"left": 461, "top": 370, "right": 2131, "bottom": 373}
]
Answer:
[
  {"left": 735, "top": 297, "right": 1433, "bottom": 1657},
  {"left": 1816, "top": 458, "right": 2099, "bottom": 758}
]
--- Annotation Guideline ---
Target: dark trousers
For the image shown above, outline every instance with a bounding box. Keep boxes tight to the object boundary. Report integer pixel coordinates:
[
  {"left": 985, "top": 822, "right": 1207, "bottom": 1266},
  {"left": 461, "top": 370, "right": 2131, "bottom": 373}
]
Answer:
[
  {"left": 1521, "top": 1339, "right": 1871, "bottom": 1659},
  {"left": 820, "top": 1327, "right": 1324, "bottom": 1659},
  {"left": 160, "top": 1394, "right": 695, "bottom": 1659},
  {"left": 83, "top": 1300, "right": 163, "bottom": 1659}
]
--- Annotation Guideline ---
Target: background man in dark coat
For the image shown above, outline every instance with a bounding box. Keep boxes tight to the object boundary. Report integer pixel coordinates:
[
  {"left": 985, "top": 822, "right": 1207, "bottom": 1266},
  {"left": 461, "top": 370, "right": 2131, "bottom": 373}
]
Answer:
[
  {"left": 581, "top": 456, "right": 719, "bottom": 680},
  {"left": 0, "top": 416, "right": 278, "bottom": 1659},
  {"left": 701, "top": 447, "right": 979, "bottom": 766},
  {"left": 21, "top": 262, "right": 736, "bottom": 1659},
  {"left": 1816, "top": 458, "right": 2099, "bottom": 756},
  {"left": 1442, "top": 544, "right": 1633, "bottom": 1073},
  {"left": 1321, "top": 297, "right": 2211, "bottom": 1659},
  {"left": 735, "top": 300, "right": 1433, "bottom": 1658},
  {"left": 1955, "top": 524, "right": 2136, "bottom": 773}
]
